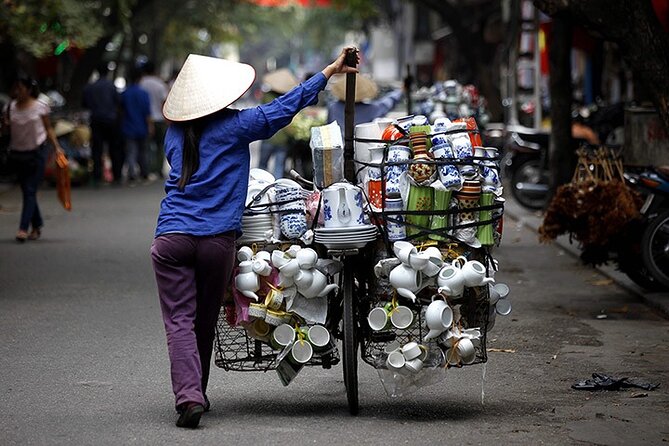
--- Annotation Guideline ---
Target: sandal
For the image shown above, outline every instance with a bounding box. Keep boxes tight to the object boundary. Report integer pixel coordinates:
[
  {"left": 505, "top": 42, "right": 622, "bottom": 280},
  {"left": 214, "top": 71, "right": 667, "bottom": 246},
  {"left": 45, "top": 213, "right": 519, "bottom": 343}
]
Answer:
[
  {"left": 28, "top": 227, "right": 42, "bottom": 240},
  {"left": 15, "top": 230, "right": 28, "bottom": 243},
  {"left": 28, "top": 228, "right": 42, "bottom": 240}
]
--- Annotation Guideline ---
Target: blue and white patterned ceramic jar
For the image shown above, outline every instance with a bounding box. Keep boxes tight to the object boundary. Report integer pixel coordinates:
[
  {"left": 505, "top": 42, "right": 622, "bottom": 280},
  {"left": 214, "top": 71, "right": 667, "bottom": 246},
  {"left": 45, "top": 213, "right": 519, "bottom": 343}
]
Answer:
[{"left": 384, "top": 145, "right": 411, "bottom": 196}]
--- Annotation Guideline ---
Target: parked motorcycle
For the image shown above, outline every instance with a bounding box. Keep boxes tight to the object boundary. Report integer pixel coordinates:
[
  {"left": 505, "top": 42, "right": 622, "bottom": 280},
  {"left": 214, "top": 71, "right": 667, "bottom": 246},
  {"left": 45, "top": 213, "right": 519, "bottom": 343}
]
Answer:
[
  {"left": 503, "top": 103, "right": 624, "bottom": 210},
  {"left": 636, "top": 167, "right": 669, "bottom": 289}
]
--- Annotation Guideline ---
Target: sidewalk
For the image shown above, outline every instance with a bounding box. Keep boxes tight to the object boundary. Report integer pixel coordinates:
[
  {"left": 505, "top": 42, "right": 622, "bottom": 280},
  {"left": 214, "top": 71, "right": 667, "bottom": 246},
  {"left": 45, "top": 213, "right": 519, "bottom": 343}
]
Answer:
[{"left": 503, "top": 196, "right": 669, "bottom": 319}]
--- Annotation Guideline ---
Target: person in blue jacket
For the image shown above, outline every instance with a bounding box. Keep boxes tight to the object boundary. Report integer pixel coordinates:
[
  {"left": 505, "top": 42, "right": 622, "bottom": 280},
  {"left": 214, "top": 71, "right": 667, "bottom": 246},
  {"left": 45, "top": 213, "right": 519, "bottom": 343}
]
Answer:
[
  {"left": 121, "top": 67, "right": 153, "bottom": 182},
  {"left": 151, "top": 48, "right": 359, "bottom": 428}
]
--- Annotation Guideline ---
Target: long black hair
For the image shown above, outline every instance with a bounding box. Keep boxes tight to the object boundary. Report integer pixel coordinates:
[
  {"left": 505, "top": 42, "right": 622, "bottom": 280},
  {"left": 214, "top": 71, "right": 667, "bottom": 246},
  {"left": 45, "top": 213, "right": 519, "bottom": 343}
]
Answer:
[
  {"left": 177, "top": 119, "right": 205, "bottom": 191},
  {"left": 14, "top": 74, "right": 40, "bottom": 99}
]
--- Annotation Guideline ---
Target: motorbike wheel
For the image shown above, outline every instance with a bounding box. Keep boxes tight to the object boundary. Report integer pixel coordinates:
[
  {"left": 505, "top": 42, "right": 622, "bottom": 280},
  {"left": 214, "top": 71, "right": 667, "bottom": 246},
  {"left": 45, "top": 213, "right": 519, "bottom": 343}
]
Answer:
[
  {"left": 510, "top": 159, "right": 550, "bottom": 210},
  {"left": 641, "top": 209, "right": 669, "bottom": 289}
]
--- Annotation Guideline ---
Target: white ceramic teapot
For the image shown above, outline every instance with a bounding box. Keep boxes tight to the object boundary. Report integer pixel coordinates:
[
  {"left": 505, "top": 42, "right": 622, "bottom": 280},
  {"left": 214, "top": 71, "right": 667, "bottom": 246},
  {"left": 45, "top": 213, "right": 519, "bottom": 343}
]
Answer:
[
  {"left": 321, "top": 182, "right": 365, "bottom": 228},
  {"left": 456, "top": 256, "right": 495, "bottom": 287},
  {"left": 388, "top": 263, "right": 424, "bottom": 302},
  {"left": 235, "top": 260, "right": 260, "bottom": 301}
]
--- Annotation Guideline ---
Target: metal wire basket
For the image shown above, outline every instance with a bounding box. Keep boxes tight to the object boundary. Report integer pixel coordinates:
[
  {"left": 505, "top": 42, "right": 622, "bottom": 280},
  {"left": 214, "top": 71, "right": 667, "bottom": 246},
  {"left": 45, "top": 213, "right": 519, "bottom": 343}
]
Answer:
[{"left": 214, "top": 307, "right": 340, "bottom": 372}]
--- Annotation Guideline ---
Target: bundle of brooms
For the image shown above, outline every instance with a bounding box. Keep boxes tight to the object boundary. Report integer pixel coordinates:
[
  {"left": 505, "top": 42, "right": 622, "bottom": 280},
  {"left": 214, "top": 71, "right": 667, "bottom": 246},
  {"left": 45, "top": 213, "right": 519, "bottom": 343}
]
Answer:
[{"left": 539, "top": 147, "right": 642, "bottom": 258}]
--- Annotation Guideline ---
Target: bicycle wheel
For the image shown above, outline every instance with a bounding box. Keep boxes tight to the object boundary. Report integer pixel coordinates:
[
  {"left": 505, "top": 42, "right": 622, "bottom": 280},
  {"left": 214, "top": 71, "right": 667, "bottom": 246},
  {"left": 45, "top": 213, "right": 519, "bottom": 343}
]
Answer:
[
  {"left": 641, "top": 209, "right": 669, "bottom": 289},
  {"left": 341, "top": 260, "right": 359, "bottom": 415}
]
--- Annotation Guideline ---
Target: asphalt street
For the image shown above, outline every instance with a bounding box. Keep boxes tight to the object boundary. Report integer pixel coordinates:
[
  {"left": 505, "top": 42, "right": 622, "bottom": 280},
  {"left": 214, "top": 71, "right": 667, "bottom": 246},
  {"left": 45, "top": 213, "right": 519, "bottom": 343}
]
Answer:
[{"left": 1, "top": 181, "right": 668, "bottom": 445}]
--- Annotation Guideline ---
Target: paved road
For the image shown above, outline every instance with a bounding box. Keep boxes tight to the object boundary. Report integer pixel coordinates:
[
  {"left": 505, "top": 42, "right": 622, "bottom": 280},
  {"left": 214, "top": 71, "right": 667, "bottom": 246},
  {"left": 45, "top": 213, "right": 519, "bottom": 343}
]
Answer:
[{"left": 1, "top": 182, "right": 668, "bottom": 445}]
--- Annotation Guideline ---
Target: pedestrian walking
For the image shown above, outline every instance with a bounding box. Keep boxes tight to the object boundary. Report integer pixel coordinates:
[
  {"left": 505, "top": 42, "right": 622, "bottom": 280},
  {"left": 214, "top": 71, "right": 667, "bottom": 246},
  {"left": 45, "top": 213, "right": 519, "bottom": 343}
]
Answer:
[
  {"left": 82, "top": 63, "right": 123, "bottom": 186},
  {"left": 326, "top": 73, "right": 403, "bottom": 133},
  {"left": 121, "top": 67, "right": 153, "bottom": 183},
  {"left": 2, "top": 75, "right": 64, "bottom": 242},
  {"left": 257, "top": 68, "right": 298, "bottom": 179},
  {"left": 139, "top": 61, "right": 169, "bottom": 178},
  {"left": 150, "top": 47, "right": 359, "bottom": 428}
]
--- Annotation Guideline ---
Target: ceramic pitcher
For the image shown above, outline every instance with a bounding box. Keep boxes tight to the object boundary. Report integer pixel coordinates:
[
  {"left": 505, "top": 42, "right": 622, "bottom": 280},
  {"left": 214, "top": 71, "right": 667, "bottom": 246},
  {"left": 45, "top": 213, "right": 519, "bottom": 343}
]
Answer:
[{"left": 322, "top": 183, "right": 365, "bottom": 228}]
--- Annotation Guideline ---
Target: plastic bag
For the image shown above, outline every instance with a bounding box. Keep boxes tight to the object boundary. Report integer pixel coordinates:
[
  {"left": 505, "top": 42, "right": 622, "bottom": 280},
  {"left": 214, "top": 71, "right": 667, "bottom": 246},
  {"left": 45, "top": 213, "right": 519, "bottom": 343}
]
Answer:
[{"left": 55, "top": 151, "right": 71, "bottom": 211}]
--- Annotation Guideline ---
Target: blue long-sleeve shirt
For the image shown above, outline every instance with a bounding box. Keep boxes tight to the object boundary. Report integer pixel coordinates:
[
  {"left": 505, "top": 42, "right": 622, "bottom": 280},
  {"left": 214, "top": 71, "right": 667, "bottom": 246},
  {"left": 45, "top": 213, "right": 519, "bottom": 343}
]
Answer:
[{"left": 155, "top": 72, "right": 327, "bottom": 237}]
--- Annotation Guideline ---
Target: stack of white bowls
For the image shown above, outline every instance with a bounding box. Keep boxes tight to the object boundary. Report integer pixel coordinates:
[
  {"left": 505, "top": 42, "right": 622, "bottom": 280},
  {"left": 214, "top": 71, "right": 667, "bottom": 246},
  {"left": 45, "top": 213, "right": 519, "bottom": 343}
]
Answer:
[{"left": 240, "top": 214, "right": 273, "bottom": 243}]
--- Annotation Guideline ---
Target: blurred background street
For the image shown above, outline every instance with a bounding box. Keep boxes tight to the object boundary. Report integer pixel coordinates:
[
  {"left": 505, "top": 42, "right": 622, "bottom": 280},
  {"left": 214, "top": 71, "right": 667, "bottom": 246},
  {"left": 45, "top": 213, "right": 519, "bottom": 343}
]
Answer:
[{"left": 2, "top": 0, "right": 669, "bottom": 444}]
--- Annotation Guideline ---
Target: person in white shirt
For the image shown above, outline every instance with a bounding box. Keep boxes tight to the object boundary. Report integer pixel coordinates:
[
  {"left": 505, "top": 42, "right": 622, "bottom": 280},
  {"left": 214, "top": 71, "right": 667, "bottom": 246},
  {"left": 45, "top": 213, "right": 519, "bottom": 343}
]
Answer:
[{"left": 140, "top": 61, "right": 169, "bottom": 177}]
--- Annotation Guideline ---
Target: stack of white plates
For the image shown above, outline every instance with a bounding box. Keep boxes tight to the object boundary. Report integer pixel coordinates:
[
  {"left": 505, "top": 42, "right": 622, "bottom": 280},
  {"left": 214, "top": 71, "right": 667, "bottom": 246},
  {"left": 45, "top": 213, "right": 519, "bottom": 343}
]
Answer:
[
  {"left": 240, "top": 214, "right": 273, "bottom": 243},
  {"left": 314, "top": 224, "right": 378, "bottom": 249}
]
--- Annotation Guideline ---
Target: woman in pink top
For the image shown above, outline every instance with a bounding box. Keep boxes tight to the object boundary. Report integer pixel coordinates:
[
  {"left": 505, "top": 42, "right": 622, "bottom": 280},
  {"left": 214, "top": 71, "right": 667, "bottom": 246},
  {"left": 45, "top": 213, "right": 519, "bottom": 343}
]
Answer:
[{"left": 3, "top": 75, "right": 63, "bottom": 242}]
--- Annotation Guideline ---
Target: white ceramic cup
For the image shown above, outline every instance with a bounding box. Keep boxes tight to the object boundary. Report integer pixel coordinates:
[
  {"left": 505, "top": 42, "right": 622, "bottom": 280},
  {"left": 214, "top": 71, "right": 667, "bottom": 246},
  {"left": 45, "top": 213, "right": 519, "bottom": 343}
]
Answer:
[
  {"left": 279, "top": 258, "right": 301, "bottom": 277},
  {"left": 457, "top": 338, "right": 476, "bottom": 364},
  {"left": 255, "top": 250, "right": 271, "bottom": 263},
  {"left": 307, "top": 325, "right": 331, "bottom": 349},
  {"left": 404, "top": 358, "right": 424, "bottom": 373},
  {"left": 390, "top": 305, "right": 414, "bottom": 330},
  {"left": 401, "top": 341, "right": 423, "bottom": 361},
  {"left": 271, "top": 250, "right": 290, "bottom": 268},
  {"left": 290, "top": 340, "right": 313, "bottom": 364},
  {"left": 386, "top": 350, "right": 406, "bottom": 373},
  {"left": 408, "top": 252, "right": 430, "bottom": 271},
  {"left": 496, "top": 298, "right": 512, "bottom": 316},
  {"left": 393, "top": 241, "right": 417, "bottom": 265},
  {"left": 367, "top": 307, "right": 391, "bottom": 331},
  {"left": 271, "top": 324, "right": 295, "bottom": 350},
  {"left": 237, "top": 246, "right": 254, "bottom": 262},
  {"left": 296, "top": 248, "right": 318, "bottom": 269},
  {"left": 252, "top": 259, "right": 272, "bottom": 276}
]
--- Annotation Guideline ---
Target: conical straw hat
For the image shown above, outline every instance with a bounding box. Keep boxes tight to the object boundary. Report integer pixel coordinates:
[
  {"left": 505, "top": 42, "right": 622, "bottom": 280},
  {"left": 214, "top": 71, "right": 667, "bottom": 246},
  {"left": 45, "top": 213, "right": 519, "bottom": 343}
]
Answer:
[
  {"left": 330, "top": 73, "right": 378, "bottom": 102},
  {"left": 163, "top": 54, "right": 256, "bottom": 121},
  {"left": 262, "top": 68, "right": 299, "bottom": 94}
]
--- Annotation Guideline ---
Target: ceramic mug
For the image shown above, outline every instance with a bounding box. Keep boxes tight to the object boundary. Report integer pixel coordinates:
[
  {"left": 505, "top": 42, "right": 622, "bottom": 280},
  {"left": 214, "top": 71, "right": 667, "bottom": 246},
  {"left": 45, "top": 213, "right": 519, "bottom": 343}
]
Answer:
[
  {"left": 390, "top": 305, "right": 414, "bottom": 330},
  {"left": 290, "top": 340, "right": 313, "bottom": 364},
  {"left": 393, "top": 241, "right": 417, "bottom": 265},
  {"left": 271, "top": 250, "right": 290, "bottom": 269},
  {"left": 401, "top": 341, "right": 423, "bottom": 361},
  {"left": 265, "top": 287, "right": 284, "bottom": 310},
  {"left": 430, "top": 142, "right": 463, "bottom": 190},
  {"left": 386, "top": 350, "right": 406, "bottom": 374},
  {"left": 384, "top": 145, "right": 411, "bottom": 196},
  {"left": 270, "top": 324, "right": 295, "bottom": 350},
  {"left": 367, "top": 303, "right": 393, "bottom": 331},
  {"left": 306, "top": 325, "right": 331, "bottom": 350},
  {"left": 384, "top": 197, "right": 406, "bottom": 241},
  {"left": 237, "top": 246, "right": 254, "bottom": 262}
]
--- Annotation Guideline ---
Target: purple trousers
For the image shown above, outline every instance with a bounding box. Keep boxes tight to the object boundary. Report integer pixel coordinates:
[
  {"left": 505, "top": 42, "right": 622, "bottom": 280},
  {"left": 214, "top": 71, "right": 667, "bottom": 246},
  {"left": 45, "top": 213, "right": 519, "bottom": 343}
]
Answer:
[{"left": 150, "top": 233, "right": 235, "bottom": 408}]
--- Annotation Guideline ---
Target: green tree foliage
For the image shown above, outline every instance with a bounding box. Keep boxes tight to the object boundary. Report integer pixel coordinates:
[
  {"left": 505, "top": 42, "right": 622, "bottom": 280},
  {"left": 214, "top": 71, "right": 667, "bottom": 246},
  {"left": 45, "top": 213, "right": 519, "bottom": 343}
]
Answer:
[{"left": 0, "top": 0, "right": 115, "bottom": 57}]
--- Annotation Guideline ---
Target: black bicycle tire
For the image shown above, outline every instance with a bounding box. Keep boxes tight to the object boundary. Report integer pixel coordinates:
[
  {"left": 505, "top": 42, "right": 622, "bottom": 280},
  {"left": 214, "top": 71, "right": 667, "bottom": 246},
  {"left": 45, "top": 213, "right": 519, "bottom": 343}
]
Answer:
[
  {"left": 510, "top": 159, "right": 549, "bottom": 210},
  {"left": 641, "top": 208, "right": 669, "bottom": 289},
  {"left": 341, "top": 260, "right": 359, "bottom": 415}
]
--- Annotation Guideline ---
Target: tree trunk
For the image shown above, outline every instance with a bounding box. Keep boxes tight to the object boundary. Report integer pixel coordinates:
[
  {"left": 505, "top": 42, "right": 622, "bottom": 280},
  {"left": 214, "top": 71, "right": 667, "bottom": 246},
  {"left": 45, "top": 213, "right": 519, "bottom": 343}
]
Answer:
[
  {"left": 414, "top": 0, "right": 504, "bottom": 121},
  {"left": 534, "top": 0, "right": 669, "bottom": 132},
  {"left": 548, "top": 11, "right": 574, "bottom": 195}
]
